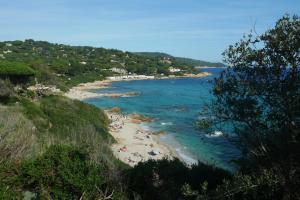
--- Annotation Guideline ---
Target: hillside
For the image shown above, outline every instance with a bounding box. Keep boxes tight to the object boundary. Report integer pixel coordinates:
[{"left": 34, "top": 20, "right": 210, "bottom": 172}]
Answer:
[
  {"left": 0, "top": 40, "right": 211, "bottom": 91},
  {"left": 0, "top": 72, "right": 230, "bottom": 199},
  {"left": 135, "top": 52, "right": 226, "bottom": 68},
  {"left": 0, "top": 40, "right": 230, "bottom": 199}
]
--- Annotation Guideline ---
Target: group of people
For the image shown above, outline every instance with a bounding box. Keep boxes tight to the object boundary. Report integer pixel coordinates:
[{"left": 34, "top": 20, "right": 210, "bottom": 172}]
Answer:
[{"left": 109, "top": 114, "right": 126, "bottom": 132}]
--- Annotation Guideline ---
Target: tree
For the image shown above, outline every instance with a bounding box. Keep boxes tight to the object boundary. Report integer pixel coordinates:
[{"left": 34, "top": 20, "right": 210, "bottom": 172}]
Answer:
[
  {"left": 0, "top": 61, "right": 35, "bottom": 83},
  {"left": 212, "top": 15, "right": 300, "bottom": 198}
]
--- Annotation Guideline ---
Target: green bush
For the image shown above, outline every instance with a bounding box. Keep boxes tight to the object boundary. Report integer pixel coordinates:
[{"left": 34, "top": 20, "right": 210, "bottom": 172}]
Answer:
[
  {"left": 0, "top": 145, "right": 125, "bottom": 200},
  {"left": 19, "top": 145, "right": 106, "bottom": 199},
  {"left": 39, "top": 95, "right": 111, "bottom": 140},
  {"left": 128, "top": 158, "right": 231, "bottom": 200},
  {"left": 211, "top": 169, "right": 283, "bottom": 200}
]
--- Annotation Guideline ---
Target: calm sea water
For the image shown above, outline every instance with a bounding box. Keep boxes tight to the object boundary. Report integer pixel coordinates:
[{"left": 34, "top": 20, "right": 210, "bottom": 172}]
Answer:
[{"left": 85, "top": 68, "right": 240, "bottom": 171}]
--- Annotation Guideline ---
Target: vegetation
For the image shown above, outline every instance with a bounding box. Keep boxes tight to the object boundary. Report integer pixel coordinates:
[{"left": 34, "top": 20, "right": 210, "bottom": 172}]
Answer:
[
  {"left": 0, "top": 145, "right": 128, "bottom": 199},
  {"left": 0, "top": 61, "right": 35, "bottom": 84},
  {"left": 0, "top": 61, "right": 35, "bottom": 76},
  {"left": 0, "top": 40, "right": 216, "bottom": 90},
  {"left": 206, "top": 15, "right": 300, "bottom": 199},
  {"left": 0, "top": 14, "right": 299, "bottom": 200},
  {"left": 0, "top": 79, "right": 13, "bottom": 102},
  {"left": 135, "top": 52, "right": 226, "bottom": 68},
  {"left": 0, "top": 94, "right": 128, "bottom": 199},
  {"left": 127, "top": 159, "right": 231, "bottom": 200}
]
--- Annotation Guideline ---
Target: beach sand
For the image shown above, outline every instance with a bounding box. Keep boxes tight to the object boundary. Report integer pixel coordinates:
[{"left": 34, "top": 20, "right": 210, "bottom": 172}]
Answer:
[
  {"left": 64, "top": 80, "right": 111, "bottom": 100},
  {"left": 106, "top": 110, "right": 176, "bottom": 166}
]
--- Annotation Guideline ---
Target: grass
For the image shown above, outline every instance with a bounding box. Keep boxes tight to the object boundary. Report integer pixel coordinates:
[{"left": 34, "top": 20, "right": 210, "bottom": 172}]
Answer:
[
  {"left": 0, "top": 94, "right": 128, "bottom": 198},
  {"left": 1, "top": 95, "right": 122, "bottom": 166},
  {"left": 0, "top": 105, "right": 37, "bottom": 163}
]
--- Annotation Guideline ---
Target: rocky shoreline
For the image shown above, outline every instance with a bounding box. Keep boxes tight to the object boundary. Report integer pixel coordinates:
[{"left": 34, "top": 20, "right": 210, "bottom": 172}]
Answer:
[{"left": 64, "top": 72, "right": 212, "bottom": 100}]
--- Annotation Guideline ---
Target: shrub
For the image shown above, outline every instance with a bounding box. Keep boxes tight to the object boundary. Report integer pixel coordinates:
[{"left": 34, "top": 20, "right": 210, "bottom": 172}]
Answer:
[
  {"left": 0, "top": 79, "right": 13, "bottom": 102},
  {"left": 128, "top": 158, "right": 231, "bottom": 200},
  {"left": 0, "top": 142, "right": 127, "bottom": 199},
  {"left": 19, "top": 145, "right": 104, "bottom": 199},
  {"left": 211, "top": 169, "right": 284, "bottom": 200},
  {"left": 39, "top": 95, "right": 111, "bottom": 141}
]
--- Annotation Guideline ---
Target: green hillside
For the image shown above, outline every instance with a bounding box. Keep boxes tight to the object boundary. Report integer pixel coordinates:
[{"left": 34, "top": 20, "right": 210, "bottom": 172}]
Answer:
[
  {"left": 135, "top": 52, "right": 226, "bottom": 67},
  {"left": 0, "top": 40, "right": 207, "bottom": 90}
]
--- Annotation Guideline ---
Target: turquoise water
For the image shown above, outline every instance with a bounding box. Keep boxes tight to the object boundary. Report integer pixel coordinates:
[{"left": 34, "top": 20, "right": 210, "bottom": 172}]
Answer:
[{"left": 85, "top": 68, "right": 240, "bottom": 171}]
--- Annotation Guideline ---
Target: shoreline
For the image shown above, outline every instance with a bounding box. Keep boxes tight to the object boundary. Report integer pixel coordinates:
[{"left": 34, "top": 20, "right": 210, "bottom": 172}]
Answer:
[
  {"left": 65, "top": 72, "right": 212, "bottom": 100},
  {"left": 64, "top": 73, "right": 211, "bottom": 166},
  {"left": 106, "top": 110, "right": 179, "bottom": 166}
]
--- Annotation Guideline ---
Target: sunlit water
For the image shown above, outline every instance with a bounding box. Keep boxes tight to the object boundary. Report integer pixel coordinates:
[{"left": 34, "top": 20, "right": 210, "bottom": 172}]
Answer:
[{"left": 85, "top": 68, "right": 240, "bottom": 171}]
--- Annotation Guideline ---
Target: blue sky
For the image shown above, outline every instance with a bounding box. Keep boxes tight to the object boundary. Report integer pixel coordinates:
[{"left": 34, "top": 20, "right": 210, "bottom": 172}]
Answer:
[{"left": 0, "top": 0, "right": 299, "bottom": 62}]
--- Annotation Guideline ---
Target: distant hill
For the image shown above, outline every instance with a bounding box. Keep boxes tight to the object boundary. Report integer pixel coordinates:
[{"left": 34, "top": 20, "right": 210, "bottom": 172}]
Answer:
[
  {"left": 135, "top": 52, "right": 226, "bottom": 68},
  {"left": 0, "top": 40, "right": 221, "bottom": 90}
]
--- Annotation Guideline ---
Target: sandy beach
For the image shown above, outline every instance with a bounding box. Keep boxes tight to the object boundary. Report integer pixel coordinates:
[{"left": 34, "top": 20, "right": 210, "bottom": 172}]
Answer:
[
  {"left": 106, "top": 110, "right": 176, "bottom": 166},
  {"left": 64, "top": 80, "right": 111, "bottom": 100}
]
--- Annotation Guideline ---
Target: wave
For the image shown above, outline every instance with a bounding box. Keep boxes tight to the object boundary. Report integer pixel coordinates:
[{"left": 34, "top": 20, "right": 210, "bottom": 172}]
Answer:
[
  {"left": 139, "top": 124, "right": 152, "bottom": 131},
  {"left": 161, "top": 122, "right": 173, "bottom": 126},
  {"left": 175, "top": 148, "right": 198, "bottom": 166},
  {"left": 205, "top": 131, "right": 223, "bottom": 138}
]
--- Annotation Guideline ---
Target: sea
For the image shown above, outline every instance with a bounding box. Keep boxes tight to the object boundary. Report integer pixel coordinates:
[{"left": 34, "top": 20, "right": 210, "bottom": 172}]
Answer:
[{"left": 85, "top": 68, "right": 240, "bottom": 171}]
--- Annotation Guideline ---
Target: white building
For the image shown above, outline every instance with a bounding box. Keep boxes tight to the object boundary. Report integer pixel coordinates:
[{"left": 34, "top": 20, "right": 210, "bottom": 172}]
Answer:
[
  {"left": 3, "top": 50, "right": 12, "bottom": 54},
  {"left": 110, "top": 67, "right": 127, "bottom": 74},
  {"left": 169, "top": 67, "right": 181, "bottom": 73},
  {"left": 107, "top": 75, "right": 155, "bottom": 81}
]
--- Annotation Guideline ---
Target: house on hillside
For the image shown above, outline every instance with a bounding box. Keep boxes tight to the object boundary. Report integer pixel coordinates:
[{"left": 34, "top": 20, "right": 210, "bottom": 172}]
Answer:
[
  {"left": 169, "top": 67, "right": 181, "bottom": 73},
  {"left": 161, "top": 57, "right": 172, "bottom": 64},
  {"left": 110, "top": 67, "right": 127, "bottom": 74}
]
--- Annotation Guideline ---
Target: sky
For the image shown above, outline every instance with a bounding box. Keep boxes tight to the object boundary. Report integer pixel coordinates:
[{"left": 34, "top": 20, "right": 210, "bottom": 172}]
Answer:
[{"left": 0, "top": 0, "right": 299, "bottom": 62}]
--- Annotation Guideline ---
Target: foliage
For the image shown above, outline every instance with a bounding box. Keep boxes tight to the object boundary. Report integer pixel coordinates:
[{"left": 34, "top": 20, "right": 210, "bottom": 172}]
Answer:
[
  {"left": 39, "top": 95, "right": 111, "bottom": 140},
  {"left": 1, "top": 14, "right": 299, "bottom": 200},
  {"left": 0, "top": 61, "right": 35, "bottom": 76},
  {"left": 127, "top": 158, "right": 231, "bottom": 200},
  {"left": 0, "top": 79, "right": 14, "bottom": 102},
  {"left": 196, "top": 118, "right": 213, "bottom": 131},
  {"left": 0, "top": 95, "right": 123, "bottom": 166},
  {"left": 0, "top": 145, "right": 128, "bottom": 199},
  {"left": 135, "top": 52, "right": 226, "bottom": 68},
  {"left": 211, "top": 15, "right": 300, "bottom": 198},
  {"left": 0, "top": 95, "right": 128, "bottom": 199},
  {"left": 0, "top": 40, "right": 210, "bottom": 90},
  {"left": 0, "top": 105, "right": 37, "bottom": 164},
  {"left": 212, "top": 169, "right": 283, "bottom": 200}
]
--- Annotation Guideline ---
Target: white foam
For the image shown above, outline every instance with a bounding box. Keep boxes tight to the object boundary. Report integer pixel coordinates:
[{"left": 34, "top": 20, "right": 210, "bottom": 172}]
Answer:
[
  {"left": 205, "top": 130, "right": 223, "bottom": 138},
  {"left": 160, "top": 135, "right": 198, "bottom": 166},
  {"left": 176, "top": 148, "right": 198, "bottom": 166},
  {"left": 139, "top": 123, "right": 152, "bottom": 131},
  {"left": 161, "top": 122, "right": 173, "bottom": 126}
]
